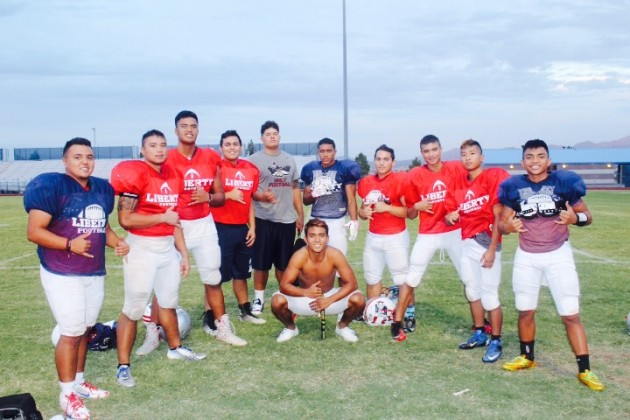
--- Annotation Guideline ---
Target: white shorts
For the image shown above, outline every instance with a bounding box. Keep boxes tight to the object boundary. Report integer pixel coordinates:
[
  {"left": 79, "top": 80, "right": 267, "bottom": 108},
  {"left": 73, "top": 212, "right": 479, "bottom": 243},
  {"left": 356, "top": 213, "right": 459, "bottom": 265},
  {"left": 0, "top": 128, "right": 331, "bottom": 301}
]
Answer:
[
  {"left": 318, "top": 217, "right": 347, "bottom": 255},
  {"left": 460, "top": 238, "right": 502, "bottom": 311},
  {"left": 273, "top": 288, "right": 362, "bottom": 316},
  {"left": 363, "top": 230, "right": 409, "bottom": 286},
  {"left": 122, "top": 233, "right": 181, "bottom": 321},
  {"left": 406, "top": 229, "right": 462, "bottom": 288},
  {"left": 512, "top": 241, "right": 580, "bottom": 316},
  {"left": 40, "top": 266, "right": 104, "bottom": 337},
  {"left": 181, "top": 214, "right": 222, "bottom": 286}
]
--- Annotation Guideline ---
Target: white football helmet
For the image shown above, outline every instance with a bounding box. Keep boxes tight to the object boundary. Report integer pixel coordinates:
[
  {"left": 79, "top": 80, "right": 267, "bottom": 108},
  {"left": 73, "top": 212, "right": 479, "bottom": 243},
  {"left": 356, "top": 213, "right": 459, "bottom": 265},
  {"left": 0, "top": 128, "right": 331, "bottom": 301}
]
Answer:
[
  {"left": 143, "top": 304, "right": 192, "bottom": 340},
  {"left": 363, "top": 296, "right": 396, "bottom": 326}
]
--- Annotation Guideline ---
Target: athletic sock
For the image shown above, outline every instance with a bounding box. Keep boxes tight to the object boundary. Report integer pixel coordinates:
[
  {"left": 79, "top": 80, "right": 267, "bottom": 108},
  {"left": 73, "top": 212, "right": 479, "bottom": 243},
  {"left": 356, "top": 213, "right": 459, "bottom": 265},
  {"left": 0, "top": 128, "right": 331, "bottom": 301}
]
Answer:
[
  {"left": 59, "top": 381, "right": 74, "bottom": 396},
  {"left": 474, "top": 326, "right": 485, "bottom": 332},
  {"left": 254, "top": 290, "right": 265, "bottom": 303},
  {"left": 74, "top": 372, "right": 85, "bottom": 385},
  {"left": 520, "top": 341, "right": 535, "bottom": 361},
  {"left": 576, "top": 354, "right": 590, "bottom": 373},
  {"left": 117, "top": 363, "right": 130, "bottom": 369},
  {"left": 491, "top": 335, "right": 502, "bottom": 341}
]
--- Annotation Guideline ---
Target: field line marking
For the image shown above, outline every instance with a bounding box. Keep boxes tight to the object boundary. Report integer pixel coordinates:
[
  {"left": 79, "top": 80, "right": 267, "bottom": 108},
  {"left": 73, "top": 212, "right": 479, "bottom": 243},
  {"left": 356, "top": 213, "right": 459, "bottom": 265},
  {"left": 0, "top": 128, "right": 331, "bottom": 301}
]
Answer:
[{"left": 0, "top": 252, "right": 36, "bottom": 266}]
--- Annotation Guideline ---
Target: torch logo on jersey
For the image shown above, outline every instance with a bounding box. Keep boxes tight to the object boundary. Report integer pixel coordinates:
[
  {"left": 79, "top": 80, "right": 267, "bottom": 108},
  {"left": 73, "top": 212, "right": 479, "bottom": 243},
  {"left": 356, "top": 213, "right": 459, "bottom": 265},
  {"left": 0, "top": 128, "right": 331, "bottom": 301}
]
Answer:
[
  {"left": 420, "top": 179, "right": 448, "bottom": 203},
  {"left": 183, "top": 168, "right": 214, "bottom": 191},
  {"left": 72, "top": 204, "right": 107, "bottom": 234},
  {"left": 225, "top": 171, "right": 255, "bottom": 190},
  {"left": 363, "top": 190, "right": 391, "bottom": 205},
  {"left": 146, "top": 182, "right": 178, "bottom": 207}
]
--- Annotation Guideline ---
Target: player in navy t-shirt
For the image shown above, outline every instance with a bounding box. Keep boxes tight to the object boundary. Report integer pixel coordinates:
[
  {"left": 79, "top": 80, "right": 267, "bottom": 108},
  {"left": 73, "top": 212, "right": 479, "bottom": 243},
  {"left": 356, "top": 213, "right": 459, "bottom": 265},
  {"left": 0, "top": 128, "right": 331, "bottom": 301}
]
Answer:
[
  {"left": 301, "top": 137, "right": 361, "bottom": 256},
  {"left": 24, "top": 138, "right": 129, "bottom": 419},
  {"left": 498, "top": 139, "right": 604, "bottom": 391}
]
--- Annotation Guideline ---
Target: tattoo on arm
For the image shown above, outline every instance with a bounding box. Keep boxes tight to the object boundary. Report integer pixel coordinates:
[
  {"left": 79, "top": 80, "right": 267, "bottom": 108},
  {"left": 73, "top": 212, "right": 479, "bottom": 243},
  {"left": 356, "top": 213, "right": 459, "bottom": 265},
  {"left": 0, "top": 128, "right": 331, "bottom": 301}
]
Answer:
[{"left": 118, "top": 194, "right": 139, "bottom": 212}]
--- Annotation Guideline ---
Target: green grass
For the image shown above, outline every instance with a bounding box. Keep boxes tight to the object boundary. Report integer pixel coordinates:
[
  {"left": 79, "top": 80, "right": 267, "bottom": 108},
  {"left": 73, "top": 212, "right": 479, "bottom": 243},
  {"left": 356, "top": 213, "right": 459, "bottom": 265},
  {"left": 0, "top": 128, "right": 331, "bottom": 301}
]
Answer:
[{"left": 1, "top": 192, "right": 629, "bottom": 419}]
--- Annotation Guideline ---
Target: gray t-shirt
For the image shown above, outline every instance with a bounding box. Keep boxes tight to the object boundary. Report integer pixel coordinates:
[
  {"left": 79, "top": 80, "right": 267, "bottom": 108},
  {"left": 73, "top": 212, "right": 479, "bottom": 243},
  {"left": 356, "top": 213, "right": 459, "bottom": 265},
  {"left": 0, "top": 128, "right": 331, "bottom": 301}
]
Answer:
[{"left": 248, "top": 149, "right": 299, "bottom": 223}]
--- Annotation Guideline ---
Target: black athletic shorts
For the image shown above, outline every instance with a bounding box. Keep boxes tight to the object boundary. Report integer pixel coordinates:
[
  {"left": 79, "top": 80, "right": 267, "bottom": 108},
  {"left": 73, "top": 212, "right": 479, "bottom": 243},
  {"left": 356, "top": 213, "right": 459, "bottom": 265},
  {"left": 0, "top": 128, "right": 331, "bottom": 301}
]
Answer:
[
  {"left": 215, "top": 222, "right": 253, "bottom": 283},
  {"left": 252, "top": 218, "right": 296, "bottom": 272}
]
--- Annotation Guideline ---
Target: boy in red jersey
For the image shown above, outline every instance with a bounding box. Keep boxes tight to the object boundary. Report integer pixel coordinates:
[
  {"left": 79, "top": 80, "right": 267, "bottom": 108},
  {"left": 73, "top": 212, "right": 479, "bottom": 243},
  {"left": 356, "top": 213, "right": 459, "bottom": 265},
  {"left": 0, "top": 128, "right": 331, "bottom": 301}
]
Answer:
[
  {"left": 444, "top": 139, "right": 510, "bottom": 363},
  {"left": 391, "top": 135, "right": 480, "bottom": 342},
  {"left": 357, "top": 145, "right": 409, "bottom": 300},
  {"left": 210, "top": 130, "right": 265, "bottom": 325},
  {"left": 137, "top": 111, "right": 247, "bottom": 351},
  {"left": 111, "top": 130, "right": 206, "bottom": 389}
]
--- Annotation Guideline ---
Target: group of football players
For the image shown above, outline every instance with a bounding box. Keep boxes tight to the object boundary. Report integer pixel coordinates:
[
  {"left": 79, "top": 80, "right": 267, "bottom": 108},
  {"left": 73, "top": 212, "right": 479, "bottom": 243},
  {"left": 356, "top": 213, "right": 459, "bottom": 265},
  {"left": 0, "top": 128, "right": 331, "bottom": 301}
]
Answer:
[{"left": 25, "top": 114, "right": 604, "bottom": 418}]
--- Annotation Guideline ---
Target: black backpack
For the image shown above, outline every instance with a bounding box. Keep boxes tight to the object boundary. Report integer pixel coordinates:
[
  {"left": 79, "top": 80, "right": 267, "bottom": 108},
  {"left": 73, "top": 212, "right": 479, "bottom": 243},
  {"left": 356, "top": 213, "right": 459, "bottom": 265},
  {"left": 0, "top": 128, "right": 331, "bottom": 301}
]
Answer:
[{"left": 0, "top": 393, "right": 43, "bottom": 420}]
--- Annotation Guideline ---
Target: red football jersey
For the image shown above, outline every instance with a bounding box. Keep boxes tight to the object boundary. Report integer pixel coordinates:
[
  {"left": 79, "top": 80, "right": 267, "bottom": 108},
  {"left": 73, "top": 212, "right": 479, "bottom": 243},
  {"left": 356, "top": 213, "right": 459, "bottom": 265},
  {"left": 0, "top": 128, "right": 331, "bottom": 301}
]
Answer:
[
  {"left": 445, "top": 168, "right": 510, "bottom": 239},
  {"left": 357, "top": 171, "right": 407, "bottom": 234},
  {"left": 404, "top": 161, "right": 467, "bottom": 234},
  {"left": 163, "top": 147, "right": 221, "bottom": 220},
  {"left": 110, "top": 160, "right": 180, "bottom": 237},
  {"left": 210, "top": 159, "right": 260, "bottom": 225}
]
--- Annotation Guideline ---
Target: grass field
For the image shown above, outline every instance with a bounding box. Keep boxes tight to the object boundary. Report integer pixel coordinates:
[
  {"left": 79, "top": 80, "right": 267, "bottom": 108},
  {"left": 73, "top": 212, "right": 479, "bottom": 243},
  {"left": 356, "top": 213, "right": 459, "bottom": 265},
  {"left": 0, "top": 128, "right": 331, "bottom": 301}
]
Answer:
[{"left": 1, "top": 191, "right": 629, "bottom": 419}]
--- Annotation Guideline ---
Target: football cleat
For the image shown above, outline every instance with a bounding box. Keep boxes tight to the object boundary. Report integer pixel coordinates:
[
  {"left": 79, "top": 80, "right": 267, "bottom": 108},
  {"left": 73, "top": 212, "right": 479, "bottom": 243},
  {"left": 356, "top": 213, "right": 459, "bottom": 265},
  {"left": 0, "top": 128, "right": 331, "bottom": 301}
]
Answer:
[
  {"left": 75, "top": 381, "right": 109, "bottom": 399},
  {"left": 390, "top": 321, "right": 407, "bottom": 342},
  {"left": 238, "top": 302, "right": 266, "bottom": 325},
  {"left": 578, "top": 370, "right": 605, "bottom": 391},
  {"left": 135, "top": 322, "right": 161, "bottom": 356},
  {"left": 60, "top": 392, "right": 90, "bottom": 419},
  {"left": 403, "top": 317, "right": 416, "bottom": 333},
  {"left": 116, "top": 365, "right": 136, "bottom": 388},
  {"left": 215, "top": 314, "right": 247, "bottom": 346},
  {"left": 482, "top": 339, "right": 503, "bottom": 363},
  {"left": 251, "top": 298, "right": 265, "bottom": 315},
  {"left": 458, "top": 330, "right": 489, "bottom": 350},
  {"left": 167, "top": 345, "right": 207, "bottom": 361},
  {"left": 502, "top": 355, "right": 537, "bottom": 371},
  {"left": 201, "top": 310, "right": 217, "bottom": 336}
]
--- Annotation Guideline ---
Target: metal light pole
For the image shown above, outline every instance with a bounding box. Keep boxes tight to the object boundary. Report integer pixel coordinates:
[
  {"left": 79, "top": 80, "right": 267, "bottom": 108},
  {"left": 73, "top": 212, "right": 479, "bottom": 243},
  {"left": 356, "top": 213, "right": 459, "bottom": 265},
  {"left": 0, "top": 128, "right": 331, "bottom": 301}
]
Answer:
[
  {"left": 342, "top": 0, "right": 349, "bottom": 159},
  {"left": 92, "top": 127, "right": 96, "bottom": 146}
]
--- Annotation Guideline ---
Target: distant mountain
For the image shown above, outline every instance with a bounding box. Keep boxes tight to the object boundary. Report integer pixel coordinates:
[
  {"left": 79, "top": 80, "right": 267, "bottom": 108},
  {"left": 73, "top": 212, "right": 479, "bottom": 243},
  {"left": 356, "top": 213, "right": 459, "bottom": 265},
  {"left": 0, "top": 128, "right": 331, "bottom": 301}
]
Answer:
[
  {"left": 573, "top": 135, "right": 630, "bottom": 149},
  {"left": 394, "top": 135, "right": 630, "bottom": 169}
]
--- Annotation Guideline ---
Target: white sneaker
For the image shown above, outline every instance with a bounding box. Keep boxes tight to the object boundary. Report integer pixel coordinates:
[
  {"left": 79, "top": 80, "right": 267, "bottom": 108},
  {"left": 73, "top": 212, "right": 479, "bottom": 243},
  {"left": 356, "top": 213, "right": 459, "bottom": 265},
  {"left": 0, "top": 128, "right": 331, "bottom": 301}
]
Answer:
[
  {"left": 276, "top": 327, "right": 299, "bottom": 343},
  {"left": 135, "top": 322, "right": 161, "bottom": 356},
  {"left": 251, "top": 298, "right": 264, "bottom": 315},
  {"left": 167, "top": 345, "right": 207, "bottom": 361},
  {"left": 238, "top": 313, "right": 267, "bottom": 325},
  {"left": 75, "top": 381, "right": 109, "bottom": 399},
  {"left": 335, "top": 325, "right": 359, "bottom": 343},
  {"left": 216, "top": 314, "right": 247, "bottom": 346},
  {"left": 60, "top": 392, "right": 90, "bottom": 419}
]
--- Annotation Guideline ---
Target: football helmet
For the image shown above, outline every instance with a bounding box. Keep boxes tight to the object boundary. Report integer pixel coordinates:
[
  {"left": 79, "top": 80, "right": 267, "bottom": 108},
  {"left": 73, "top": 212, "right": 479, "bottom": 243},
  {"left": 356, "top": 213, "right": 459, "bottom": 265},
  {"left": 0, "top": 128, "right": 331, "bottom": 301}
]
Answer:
[{"left": 363, "top": 296, "right": 396, "bottom": 326}]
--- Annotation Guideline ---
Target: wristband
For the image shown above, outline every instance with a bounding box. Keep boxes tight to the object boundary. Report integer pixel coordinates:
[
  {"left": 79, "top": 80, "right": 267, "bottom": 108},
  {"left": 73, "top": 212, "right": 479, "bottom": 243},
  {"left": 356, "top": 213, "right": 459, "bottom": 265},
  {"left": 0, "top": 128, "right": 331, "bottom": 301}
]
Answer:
[
  {"left": 66, "top": 238, "right": 72, "bottom": 252},
  {"left": 575, "top": 212, "right": 588, "bottom": 227}
]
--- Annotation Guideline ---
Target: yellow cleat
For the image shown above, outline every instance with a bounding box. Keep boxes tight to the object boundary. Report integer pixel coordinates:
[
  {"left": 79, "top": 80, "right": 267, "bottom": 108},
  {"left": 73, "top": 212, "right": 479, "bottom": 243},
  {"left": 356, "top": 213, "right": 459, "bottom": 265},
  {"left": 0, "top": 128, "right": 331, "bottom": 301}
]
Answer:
[
  {"left": 578, "top": 370, "right": 605, "bottom": 391},
  {"left": 502, "top": 355, "right": 537, "bottom": 371}
]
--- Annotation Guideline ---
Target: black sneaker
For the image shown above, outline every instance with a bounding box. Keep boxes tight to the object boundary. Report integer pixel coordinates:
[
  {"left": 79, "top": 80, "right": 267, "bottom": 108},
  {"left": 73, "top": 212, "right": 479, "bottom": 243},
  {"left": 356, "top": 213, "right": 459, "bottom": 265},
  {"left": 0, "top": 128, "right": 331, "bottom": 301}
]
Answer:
[
  {"left": 238, "top": 302, "right": 266, "bottom": 325},
  {"left": 201, "top": 310, "right": 217, "bottom": 336},
  {"left": 403, "top": 317, "right": 416, "bottom": 333}
]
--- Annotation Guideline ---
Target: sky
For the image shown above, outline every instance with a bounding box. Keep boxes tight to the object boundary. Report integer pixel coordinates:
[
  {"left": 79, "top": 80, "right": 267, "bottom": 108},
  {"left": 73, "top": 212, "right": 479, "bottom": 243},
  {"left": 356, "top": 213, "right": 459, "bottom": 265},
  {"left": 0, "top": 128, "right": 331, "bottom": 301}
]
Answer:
[{"left": 1, "top": 0, "right": 629, "bottom": 159}]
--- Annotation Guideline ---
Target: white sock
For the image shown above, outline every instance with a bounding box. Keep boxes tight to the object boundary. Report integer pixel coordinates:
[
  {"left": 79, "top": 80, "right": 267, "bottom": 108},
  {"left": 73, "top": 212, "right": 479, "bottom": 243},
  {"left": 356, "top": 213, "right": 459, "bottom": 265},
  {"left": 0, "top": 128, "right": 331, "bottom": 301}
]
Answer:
[
  {"left": 254, "top": 290, "right": 265, "bottom": 303},
  {"left": 145, "top": 322, "right": 159, "bottom": 339},
  {"left": 60, "top": 381, "right": 74, "bottom": 396},
  {"left": 74, "top": 372, "right": 85, "bottom": 385}
]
